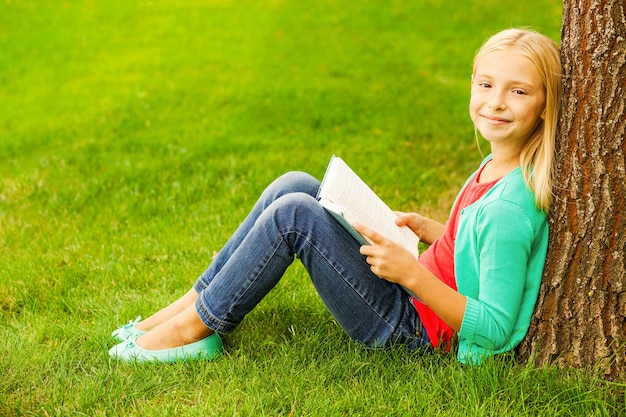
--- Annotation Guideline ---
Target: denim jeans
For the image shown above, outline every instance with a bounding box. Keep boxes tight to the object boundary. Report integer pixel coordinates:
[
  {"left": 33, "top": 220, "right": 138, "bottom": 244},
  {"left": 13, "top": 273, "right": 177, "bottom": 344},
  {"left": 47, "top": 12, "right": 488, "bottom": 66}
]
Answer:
[{"left": 193, "top": 171, "right": 430, "bottom": 350}]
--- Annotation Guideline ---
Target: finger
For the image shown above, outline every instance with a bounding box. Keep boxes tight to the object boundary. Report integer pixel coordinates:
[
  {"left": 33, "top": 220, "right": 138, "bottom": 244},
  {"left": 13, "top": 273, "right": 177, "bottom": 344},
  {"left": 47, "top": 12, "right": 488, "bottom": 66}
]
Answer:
[
  {"left": 359, "top": 244, "right": 373, "bottom": 256},
  {"left": 353, "top": 222, "right": 385, "bottom": 244},
  {"left": 363, "top": 255, "right": 379, "bottom": 274},
  {"left": 395, "top": 215, "right": 408, "bottom": 227}
]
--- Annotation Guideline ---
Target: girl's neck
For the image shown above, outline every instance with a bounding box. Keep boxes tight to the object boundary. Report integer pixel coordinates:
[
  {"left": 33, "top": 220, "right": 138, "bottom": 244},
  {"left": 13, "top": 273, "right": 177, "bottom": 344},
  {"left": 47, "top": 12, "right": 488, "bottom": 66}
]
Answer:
[{"left": 478, "top": 153, "right": 520, "bottom": 183}]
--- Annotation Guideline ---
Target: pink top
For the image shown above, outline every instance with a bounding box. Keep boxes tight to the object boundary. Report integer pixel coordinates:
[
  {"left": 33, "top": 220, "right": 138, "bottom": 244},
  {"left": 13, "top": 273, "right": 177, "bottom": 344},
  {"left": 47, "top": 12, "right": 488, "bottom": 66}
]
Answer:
[{"left": 413, "top": 161, "right": 498, "bottom": 349}]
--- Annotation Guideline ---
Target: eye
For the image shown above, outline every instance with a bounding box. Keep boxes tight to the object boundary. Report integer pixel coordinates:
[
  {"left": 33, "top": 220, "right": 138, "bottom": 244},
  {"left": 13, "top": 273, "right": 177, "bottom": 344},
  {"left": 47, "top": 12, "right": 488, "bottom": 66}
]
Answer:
[
  {"left": 512, "top": 89, "right": 527, "bottom": 95},
  {"left": 477, "top": 82, "right": 491, "bottom": 88}
]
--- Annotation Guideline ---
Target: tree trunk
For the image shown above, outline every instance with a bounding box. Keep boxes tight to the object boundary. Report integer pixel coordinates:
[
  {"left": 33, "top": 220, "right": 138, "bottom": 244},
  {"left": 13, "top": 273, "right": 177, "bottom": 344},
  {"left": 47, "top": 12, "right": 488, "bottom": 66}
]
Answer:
[{"left": 518, "top": 0, "right": 626, "bottom": 380}]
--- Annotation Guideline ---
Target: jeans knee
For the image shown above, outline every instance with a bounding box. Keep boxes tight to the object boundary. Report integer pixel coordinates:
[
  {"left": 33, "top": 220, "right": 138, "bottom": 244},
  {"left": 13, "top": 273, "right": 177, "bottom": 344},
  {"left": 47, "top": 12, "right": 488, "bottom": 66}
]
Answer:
[
  {"left": 269, "top": 171, "right": 320, "bottom": 198},
  {"left": 256, "top": 192, "right": 324, "bottom": 240},
  {"left": 273, "top": 192, "right": 319, "bottom": 218}
]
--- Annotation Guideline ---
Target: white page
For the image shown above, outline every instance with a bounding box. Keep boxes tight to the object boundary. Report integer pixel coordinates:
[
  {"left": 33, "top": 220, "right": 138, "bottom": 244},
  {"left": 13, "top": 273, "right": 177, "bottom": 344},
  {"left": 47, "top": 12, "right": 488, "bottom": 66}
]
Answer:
[{"left": 317, "top": 156, "right": 419, "bottom": 258}]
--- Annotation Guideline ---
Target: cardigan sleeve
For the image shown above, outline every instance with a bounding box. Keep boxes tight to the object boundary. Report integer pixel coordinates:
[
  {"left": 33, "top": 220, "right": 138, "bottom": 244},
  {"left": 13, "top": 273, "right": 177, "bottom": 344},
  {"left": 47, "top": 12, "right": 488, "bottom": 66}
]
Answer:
[{"left": 457, "top": 199, "right": 535, "bottom": 351}]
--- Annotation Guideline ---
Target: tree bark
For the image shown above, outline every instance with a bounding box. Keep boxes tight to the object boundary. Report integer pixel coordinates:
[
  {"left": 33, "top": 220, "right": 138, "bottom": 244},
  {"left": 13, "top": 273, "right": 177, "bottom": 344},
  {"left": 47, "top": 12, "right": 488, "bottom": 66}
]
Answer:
[{"left": 518, "top": 0, "right": 626, "bottom": 380}]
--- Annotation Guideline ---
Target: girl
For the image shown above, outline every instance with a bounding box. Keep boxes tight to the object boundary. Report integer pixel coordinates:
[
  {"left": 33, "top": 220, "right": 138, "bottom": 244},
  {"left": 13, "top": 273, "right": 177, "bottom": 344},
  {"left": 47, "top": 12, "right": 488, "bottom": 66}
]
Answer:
[{"left": 109, "top": 28, "right": 562, "bottom": 365}]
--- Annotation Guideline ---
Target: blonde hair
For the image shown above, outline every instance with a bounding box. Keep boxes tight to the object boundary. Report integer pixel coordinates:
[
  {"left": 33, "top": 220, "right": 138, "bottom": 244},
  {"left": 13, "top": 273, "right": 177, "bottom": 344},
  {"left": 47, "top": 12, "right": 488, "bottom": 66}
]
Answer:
[{"left": 473, "top": 28, "right": 562, "bottom": 212}]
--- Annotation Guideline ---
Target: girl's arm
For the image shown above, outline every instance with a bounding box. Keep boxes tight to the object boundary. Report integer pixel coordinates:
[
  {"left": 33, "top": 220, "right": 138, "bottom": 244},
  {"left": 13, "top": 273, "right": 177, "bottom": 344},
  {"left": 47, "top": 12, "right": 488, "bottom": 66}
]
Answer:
[
  {"left": 358, "top": 200, "right": 543, "bottom": 355},
  {"left": 394, "top": 212, "right": 445, "bottom": 246},
  {"left": 454, "top": 200, "right": 543, "bottom": 352},
  {"left": 354, "top": 222, "right": 465, "bottom": 330}
]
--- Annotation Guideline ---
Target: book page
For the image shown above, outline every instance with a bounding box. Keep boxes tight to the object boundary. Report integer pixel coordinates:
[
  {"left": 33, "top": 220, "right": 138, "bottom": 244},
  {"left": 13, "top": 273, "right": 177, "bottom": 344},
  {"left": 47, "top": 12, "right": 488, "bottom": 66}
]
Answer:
[{"left": 317, "top": 156, "right": 419, "bottom": 258}]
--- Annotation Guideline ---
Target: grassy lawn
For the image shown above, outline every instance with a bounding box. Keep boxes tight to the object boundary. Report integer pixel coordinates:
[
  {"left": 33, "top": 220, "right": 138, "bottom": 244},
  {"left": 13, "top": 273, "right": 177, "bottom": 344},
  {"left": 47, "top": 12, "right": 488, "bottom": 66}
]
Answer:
[{"left": 1, "top": 0, "right": 623, "bottom": 415}]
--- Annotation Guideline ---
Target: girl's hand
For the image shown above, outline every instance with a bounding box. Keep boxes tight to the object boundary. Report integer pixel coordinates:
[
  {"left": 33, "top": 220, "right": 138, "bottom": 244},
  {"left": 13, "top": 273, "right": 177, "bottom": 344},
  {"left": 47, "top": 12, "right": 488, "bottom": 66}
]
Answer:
[
  {"left": 353, "top": 222, "right": 420, "bottom": 287},
  {"left": 394, "top": 211, "right": 445, "bottom": 245},
  {"left": 355, "top": 221, "right": 466, "bottom": 331}
]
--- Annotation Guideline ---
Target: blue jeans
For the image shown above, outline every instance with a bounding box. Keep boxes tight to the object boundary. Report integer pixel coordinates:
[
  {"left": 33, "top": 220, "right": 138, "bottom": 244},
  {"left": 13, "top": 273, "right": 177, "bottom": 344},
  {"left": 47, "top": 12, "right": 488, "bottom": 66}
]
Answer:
[{"left": 193, "top": 172, "right": 430, "bottom": 350}]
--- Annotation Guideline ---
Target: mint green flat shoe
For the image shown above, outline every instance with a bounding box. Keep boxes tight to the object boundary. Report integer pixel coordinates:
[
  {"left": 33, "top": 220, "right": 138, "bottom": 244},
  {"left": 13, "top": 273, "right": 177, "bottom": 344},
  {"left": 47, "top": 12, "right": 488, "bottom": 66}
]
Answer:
[
  {"left": 112, "top": 316, "right": 147, "bottom": 342},
  {"left": 108, "top": 333, "right": 224, "bottom": 363}
]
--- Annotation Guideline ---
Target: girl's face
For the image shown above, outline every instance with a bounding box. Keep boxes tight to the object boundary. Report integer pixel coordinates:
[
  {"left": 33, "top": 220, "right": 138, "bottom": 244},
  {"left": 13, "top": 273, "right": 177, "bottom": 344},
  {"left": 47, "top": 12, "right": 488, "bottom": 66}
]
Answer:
[{"left": 469, "top": 49, "right": 546, "bottom": 152}]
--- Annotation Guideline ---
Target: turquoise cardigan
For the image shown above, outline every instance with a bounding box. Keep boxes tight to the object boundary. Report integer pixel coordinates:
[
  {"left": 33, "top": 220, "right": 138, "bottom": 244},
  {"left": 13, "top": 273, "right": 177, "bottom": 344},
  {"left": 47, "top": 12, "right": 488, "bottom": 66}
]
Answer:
[{"left": 455, "top": 159, "right": 548, "bottom": 364}]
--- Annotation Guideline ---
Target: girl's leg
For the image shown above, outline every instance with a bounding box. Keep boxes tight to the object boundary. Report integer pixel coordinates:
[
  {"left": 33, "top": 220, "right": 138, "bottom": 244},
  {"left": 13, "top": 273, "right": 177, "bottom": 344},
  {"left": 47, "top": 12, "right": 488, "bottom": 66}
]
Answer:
[
  {"left": 193, "top": 171, "right": 321, "bottom": 292},
  {"left": 132, "top": 173, "right": 427, "bottom": 351},
  {"left": 130, "top": 172, "right": 320, "bottom": 332},
  {"left": 192, "top": 191, "right": 428, "bottom": 350},
  {"left": 134, "top": 288, "right": 198, "bottom": 332}
]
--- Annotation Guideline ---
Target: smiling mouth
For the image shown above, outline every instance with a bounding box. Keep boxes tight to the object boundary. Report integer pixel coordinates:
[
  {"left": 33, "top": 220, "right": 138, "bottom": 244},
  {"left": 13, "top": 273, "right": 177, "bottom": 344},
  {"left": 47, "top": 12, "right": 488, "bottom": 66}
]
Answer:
[{"left": 482, "top": 114, "right": 510, "bottom": 124}]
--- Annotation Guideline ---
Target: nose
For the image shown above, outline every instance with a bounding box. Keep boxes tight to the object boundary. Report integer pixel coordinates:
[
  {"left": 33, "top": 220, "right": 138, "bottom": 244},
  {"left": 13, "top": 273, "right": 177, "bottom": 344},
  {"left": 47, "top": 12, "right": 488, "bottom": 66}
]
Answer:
[{"left": 487, "top": 89, "right": 506, "bottom": 111}]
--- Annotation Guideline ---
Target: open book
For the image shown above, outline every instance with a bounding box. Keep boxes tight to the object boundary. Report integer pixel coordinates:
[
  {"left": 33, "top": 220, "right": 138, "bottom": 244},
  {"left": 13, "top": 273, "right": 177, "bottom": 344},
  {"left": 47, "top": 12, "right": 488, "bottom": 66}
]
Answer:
[{"left": 316, "top": 155, "right": 419, "bottom": 259}]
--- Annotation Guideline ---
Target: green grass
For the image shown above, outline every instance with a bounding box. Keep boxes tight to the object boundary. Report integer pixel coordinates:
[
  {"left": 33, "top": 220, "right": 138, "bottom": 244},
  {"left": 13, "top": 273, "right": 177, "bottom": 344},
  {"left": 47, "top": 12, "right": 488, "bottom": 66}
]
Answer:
[{"left": 1, "top": 0, "right": 624, "bottom": 415}]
